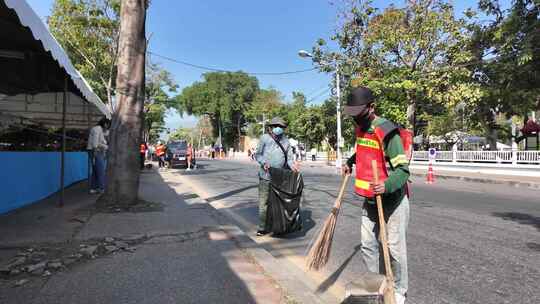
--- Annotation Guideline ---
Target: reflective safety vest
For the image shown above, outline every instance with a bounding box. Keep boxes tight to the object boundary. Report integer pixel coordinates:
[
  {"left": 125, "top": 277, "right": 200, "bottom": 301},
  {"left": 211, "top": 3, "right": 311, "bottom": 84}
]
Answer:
[
  {"left": 140, "top": 144, "right": 146, "bottom": 154},
  {"left": 156, "top": 145, "right": 165, "bottom": 156},
  {"left": 354, "top": 121, "right": 413, "bottom": 198}
]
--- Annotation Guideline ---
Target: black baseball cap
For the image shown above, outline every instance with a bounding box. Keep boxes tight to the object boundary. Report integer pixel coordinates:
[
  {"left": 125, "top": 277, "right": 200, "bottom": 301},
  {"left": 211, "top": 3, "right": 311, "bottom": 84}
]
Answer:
[{"left": 343, "top": 86, "right": 375, "bottom": 116}]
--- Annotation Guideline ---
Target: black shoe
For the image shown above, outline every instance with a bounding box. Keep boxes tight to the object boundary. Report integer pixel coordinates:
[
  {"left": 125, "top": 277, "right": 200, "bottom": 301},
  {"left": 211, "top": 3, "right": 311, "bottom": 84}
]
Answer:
[{"left": 256, "top": 230, "right": 269, "bottom": 236}]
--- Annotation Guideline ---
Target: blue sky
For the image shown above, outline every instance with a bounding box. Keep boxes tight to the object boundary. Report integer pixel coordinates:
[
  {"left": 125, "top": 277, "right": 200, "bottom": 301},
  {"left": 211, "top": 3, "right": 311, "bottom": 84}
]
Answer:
[{"left": 26, "top": 0, "right": 507, "bottom": 130}]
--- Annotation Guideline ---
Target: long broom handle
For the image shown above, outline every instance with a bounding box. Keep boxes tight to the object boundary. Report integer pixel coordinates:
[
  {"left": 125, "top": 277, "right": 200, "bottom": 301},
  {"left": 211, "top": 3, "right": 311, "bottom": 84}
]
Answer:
[
  {"left": 333, "top": 174, "right": 350, "bottom": 213},
  {"left": 372, "top": 160, "right": 396, "bottom": 304}
]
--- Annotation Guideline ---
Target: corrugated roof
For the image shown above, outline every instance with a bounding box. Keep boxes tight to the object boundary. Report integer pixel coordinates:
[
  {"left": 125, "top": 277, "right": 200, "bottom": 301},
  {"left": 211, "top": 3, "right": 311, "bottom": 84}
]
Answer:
[{"left": 3, "top": 0, "right": 110, "bottom": 118}]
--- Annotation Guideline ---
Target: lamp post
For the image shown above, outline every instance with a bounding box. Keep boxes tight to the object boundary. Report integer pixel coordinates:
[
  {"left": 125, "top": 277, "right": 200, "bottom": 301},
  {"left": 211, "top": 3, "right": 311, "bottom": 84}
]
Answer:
[{"left": 298, "top": 50, "right": 343, "bottom": 169}]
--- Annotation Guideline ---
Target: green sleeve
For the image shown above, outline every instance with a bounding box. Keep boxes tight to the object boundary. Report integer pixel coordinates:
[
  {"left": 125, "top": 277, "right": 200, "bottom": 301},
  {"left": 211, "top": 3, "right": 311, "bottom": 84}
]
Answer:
[{"left": 383, "top": 132, "right": 410, "bottom": 194}]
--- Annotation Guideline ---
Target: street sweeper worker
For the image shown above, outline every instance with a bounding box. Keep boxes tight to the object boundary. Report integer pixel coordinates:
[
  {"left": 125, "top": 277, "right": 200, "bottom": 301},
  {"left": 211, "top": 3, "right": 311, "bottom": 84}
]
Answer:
[
  {"left": 254, "top": 117, "right": 299, "bottom": 236},
  {"left": 342, "top": 86, "right": 410, "bottom": 304}
]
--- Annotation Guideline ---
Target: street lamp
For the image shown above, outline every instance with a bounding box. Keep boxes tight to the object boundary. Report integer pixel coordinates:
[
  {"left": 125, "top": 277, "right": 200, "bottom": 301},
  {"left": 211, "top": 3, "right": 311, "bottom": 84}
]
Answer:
[{"left": 298, "top": 50, "right": 343, "bottom": 170}]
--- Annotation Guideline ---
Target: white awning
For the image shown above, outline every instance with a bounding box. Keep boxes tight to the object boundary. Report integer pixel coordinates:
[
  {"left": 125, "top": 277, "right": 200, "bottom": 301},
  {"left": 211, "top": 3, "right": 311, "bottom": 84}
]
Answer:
[{"left": 0, "top": 0, "right": 111, "bottom": 129}]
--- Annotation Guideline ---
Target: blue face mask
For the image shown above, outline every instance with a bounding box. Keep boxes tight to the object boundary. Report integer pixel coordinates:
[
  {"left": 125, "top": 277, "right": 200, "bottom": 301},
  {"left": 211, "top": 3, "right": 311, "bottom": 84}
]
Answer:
[{"left": 272, "top": 127, "right": 284, "bottom": 136}]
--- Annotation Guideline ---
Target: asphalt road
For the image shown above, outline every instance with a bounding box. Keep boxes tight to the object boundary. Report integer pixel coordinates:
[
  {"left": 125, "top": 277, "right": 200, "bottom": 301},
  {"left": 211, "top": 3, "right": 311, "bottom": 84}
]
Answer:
[{"left": 169, "top": 159, "right": 540, "bottom": 304}]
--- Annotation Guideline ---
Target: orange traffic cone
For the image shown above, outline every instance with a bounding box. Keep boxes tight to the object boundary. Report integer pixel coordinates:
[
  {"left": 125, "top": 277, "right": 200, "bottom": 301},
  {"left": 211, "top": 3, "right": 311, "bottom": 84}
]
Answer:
[{"left": 426, "top": 163, "right": 435, "bottom": 184}]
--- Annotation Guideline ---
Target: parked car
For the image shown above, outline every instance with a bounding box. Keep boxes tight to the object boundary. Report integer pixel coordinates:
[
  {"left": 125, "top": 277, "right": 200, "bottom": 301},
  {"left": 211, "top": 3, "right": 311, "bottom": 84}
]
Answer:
[{"left": 166, "top": 140, "right": 195, "bottom": 168}]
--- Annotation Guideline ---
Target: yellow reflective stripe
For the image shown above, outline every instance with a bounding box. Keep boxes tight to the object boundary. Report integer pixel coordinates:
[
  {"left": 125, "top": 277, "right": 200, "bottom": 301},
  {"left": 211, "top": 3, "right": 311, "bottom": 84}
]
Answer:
[
  {"left": 355, "top": 179, "right": 370, "bottom": 190},
  {"left": 356, "top": 138, "right": 380, "bottom": 149},
  {"left": 390, "top": 154, "right": 408, "bottom": 167}
]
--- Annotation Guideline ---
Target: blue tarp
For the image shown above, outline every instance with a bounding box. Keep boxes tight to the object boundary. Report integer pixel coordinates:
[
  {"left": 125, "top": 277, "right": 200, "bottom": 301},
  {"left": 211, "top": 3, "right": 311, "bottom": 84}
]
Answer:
[{"left": 0, "top": 152, "right": 88, "bottom": 214}]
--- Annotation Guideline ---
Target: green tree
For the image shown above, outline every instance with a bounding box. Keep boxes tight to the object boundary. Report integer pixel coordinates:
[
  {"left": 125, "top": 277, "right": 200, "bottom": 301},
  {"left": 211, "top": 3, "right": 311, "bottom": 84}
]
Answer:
[
  {"left": 427, "top": 110, "right": 463, "bottom": 146},
  {"left": 143, "top": 61, "right": 178, "bottom": 143},
  {"left": 467, "top": 0, "right": 540, "bottom": 149},
  {"left": 245, "top": 88, "right": 285, "bottom": 136},
  {"left": 193, "top": 116, "right": 214, "bottom": 149},
  {"left": 169, "top": 118, "right": 214, "bottom": 149},
  {"left": 312, "top": 0, "right": 482, "bottom": 137},
  {"left": 286, "top": 92, "right": 308, "bottom": 139},
  {"left": 293, "top": 105, "right": 326, "bottom": 148},
  {"left": 49, "top": 0, "right": 121, "bottom": 106},
  {"left": 169, "top": 127, "right": 195, "bottom": 142},
  {"left": 176, "top": 72, "right": 259, "bottom": 150}
]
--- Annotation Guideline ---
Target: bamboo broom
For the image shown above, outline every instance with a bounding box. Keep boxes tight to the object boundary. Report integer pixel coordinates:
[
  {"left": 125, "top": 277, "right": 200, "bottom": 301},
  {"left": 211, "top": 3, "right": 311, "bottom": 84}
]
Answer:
[
  {"left": 372, "top": 160, "right": 397, "bottom": 304},
  {"left": 306, "top": 174, "right": 350, "bottom": 270}
]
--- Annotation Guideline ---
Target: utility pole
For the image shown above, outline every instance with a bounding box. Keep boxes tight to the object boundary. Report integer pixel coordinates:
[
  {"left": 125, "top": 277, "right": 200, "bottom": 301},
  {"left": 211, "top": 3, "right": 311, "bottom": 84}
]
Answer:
[
  {"left": 262, "top": 113, "right": 266, "bottom": 135},
  {"left": 335, "top": 65, "right": 342, "bottom": 170}
]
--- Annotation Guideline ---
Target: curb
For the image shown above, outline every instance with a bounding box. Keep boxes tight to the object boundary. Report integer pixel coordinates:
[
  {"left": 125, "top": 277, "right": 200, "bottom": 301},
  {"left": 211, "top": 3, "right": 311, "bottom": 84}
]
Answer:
[{"left": 410, "top": 172, "right": 540, "bottom": 190}]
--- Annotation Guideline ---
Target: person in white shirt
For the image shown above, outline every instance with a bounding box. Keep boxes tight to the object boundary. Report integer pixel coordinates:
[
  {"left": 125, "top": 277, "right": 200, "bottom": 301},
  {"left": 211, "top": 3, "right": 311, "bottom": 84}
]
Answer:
[{"left": 87, "top": 117, "right": 110, "bottom": 194}]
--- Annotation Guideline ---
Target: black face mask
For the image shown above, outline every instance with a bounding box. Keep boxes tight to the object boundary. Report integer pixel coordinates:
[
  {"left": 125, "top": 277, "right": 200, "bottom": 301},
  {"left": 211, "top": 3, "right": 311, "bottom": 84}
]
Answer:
[{"left": 353, "top": 108, "right": 372, "bottom": 129}]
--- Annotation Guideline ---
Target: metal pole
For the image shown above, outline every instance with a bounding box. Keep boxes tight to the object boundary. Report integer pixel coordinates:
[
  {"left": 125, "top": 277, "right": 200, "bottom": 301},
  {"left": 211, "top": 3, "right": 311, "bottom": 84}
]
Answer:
[
  {"left": 198, "top": 126, "right": 203, "bottom": 150},
  {"left": 335, "top": 65, "right": 342, "bottom": 170},
  {"left": 218, "top": 116, "right": 222, "bottom": 158},
  {"left": 87, "top": 104, "right": 92, "bottom": 193},
  {"left": 262, "top": 113, "right": 265, "bottom": 135},
  {"left": 59, "top": 76, "right": 67, "bottom": 207},
  {"left": 218, "top": 118, "right": 222, "bottom": 148}
]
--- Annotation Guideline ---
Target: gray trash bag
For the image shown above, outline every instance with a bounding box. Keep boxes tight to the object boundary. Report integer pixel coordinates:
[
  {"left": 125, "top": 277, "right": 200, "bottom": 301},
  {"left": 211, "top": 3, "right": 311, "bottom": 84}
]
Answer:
[{"left": 265, "top": 167, "right": 304, "bottom": 235}]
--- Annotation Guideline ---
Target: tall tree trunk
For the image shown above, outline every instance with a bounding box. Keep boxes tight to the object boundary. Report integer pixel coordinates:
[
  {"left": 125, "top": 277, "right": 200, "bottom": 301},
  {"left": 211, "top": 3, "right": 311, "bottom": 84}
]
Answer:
[
  {"left": 236, "top": 113, "right": 242, "bottom": 152},
  {"left": 486, "top": 126, "right": 498, "bottom": 151},
  {"left": 99, "top": 0, "right": 147, "bottom": 207},
  {"left": 485, "top": 108, "right": 498, "bottom": 151}
]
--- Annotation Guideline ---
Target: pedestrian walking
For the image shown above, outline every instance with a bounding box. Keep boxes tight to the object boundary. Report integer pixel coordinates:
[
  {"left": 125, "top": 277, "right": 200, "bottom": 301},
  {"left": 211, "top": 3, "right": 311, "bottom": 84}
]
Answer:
[
  {"left": 300, "top": 146, "right": 306, "bottom": 161},
  {"left": 186, "top": 142, "right": 194, "bottom": 171},
  {"left": 342, "top": 86, "right": 411, "bottom": 304},
  {"left": 148, "top": 144, "right": 155, "bottom": 161},
  {"left": 155, "top": 141, "right": 166, "bottom": 169},
  {"left": 310, "top": 147, "right": 317, "bottom": 161},
  {"left": 253, "top": 117, "right": 299, "bottom": 236},
  {"left": 87, "top": 117, "right": 110, "bottom": 194},
  {"left": 139, "top": 142, "right": 147, "bottom": 170}
]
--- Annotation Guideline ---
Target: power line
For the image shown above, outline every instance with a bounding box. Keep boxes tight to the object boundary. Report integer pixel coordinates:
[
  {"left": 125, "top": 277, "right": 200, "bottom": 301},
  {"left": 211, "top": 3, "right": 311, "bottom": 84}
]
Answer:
[
  {"left": 148, "top": 51, "right": 318, "bottom": 76},
  {"left": 306, "top": 88, "right": 331, "bottom": 104},
  {"left": 305, "top": 84, "right": 331, "bottom": 99}
]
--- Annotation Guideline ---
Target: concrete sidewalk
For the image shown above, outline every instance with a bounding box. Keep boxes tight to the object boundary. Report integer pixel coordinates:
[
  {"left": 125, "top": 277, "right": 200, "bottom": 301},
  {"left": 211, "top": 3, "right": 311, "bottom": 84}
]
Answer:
[{"left": 0, "top": 170, "right": 291, "bottom": 304}]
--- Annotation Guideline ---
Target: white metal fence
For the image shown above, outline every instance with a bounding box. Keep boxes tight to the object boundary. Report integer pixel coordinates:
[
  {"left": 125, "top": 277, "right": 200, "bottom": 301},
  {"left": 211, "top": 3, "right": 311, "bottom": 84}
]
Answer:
[
  {"left": 302, "top": 150, "right": 540, "bottom": 166},
  {"left": 412, "top": 150, "right": 540, "bottom": 165}
]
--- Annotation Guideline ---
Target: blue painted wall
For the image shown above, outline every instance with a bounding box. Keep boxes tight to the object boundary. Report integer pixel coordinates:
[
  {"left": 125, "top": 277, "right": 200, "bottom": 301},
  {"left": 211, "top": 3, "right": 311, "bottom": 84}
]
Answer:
[{"left": 0, "top": 152, "right": 88, "bottom": 214}]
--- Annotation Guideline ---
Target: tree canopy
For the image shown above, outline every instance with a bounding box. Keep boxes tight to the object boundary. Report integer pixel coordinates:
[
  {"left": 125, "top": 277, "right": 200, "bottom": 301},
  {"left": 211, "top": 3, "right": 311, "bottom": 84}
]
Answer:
[
  {"left": 143, "top": 61, "right": 178, "bottom": 143},
  {"left": 312, "top": 0, "right": 482, "bottom": 138},
  {"left": 467, "top": 0, "right": 540, "bottom": 148},
  {"left": 49, "top": 0, "right": 121, "bottom": 106},
  {"left": 176, "top": 71, "right": 259, "bottom": 150}
]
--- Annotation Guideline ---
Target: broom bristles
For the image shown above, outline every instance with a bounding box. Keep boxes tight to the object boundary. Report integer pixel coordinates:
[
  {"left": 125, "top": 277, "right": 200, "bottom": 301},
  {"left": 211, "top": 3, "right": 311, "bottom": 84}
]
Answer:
[
  {"left": 306, "top": 208, "right": 339, "bottom": 270},
  {"left": 305, "top": 174, "right": 349, "bottom": 271}
]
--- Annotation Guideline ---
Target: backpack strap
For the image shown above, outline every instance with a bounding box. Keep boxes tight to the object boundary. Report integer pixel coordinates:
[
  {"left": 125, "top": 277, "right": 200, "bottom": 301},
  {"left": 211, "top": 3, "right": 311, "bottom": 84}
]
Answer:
[
  {"left": 374, "top": 120, "right": 399, "bottom": 143},
  {"left": 271, "top": 135, "right": 291, "bottom": 170}
]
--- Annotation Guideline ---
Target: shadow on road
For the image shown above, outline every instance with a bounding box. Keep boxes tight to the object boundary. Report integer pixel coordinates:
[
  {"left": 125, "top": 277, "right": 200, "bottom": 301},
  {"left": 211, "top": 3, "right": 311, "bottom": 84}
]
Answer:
[
  {"left": 492, "top": 212, "right": 540, "bottom": 231},
  {"left": 527, "top": 242, "right": 540, "bottom": 252},
  {"left": 206, "top": 184, "right": 258, "bottom": 203},
  {"left": 171, "top": 167, "right": 244, "bottom": 176},
  {"left": 316, "top": 244, "right": 362, "bottom": 293}
]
